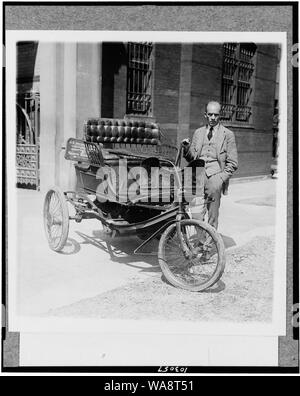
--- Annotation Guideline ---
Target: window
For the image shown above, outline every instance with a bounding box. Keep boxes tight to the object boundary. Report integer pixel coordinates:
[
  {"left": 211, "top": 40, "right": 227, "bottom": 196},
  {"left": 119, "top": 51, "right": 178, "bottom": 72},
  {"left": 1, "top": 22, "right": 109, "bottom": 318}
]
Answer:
[
  {"left": 127, "top": 42, "right": 153, "bottom": 115},
  {"left": 221, "top": 43, "right": 256, "bottom": 123}
]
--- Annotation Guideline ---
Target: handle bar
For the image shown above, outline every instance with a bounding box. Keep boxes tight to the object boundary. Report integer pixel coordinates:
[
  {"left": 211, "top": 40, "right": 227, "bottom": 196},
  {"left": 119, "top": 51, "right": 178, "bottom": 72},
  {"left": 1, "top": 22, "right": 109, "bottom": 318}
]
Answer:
[{"left": 175, "top": 144, "right": 183, "bottom": 168}]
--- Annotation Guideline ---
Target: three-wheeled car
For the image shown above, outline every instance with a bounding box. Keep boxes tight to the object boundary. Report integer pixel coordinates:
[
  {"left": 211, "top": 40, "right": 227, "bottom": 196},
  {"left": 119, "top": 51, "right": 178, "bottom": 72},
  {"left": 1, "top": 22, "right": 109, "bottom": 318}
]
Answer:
[{"left": 43, "top": 118, "right": 225, "bottom": 292}]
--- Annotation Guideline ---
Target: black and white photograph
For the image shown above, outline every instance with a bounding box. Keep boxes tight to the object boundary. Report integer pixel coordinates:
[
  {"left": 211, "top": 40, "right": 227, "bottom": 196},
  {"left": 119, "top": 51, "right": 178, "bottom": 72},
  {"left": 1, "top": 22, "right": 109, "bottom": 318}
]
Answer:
[{"left": 2, "top": 2, "right": 299, "bottom": 374}]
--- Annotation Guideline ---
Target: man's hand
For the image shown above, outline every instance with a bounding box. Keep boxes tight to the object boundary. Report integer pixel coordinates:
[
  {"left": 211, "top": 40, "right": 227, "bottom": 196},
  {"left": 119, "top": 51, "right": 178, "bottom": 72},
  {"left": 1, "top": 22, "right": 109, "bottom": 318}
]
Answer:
[{"left": 181, "top": 138, "right": 190, "bottom": 147}]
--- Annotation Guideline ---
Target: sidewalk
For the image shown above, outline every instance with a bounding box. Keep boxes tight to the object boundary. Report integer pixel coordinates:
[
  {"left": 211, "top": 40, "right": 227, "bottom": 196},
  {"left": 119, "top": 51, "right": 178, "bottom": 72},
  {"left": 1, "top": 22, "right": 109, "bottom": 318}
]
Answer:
[
  {"left": 219, "top": 177, "right": 276, "bottom": 248},
  {"left": 14, "top": 177, "right": 276, "bottom": 316}
]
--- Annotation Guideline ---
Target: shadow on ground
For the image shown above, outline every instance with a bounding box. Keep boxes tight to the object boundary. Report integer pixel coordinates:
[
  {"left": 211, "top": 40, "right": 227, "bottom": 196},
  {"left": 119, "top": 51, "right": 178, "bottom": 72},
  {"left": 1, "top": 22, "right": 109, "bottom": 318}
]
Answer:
[
  {"left": 58, "top": 227, "right": 237, "bottom": 275},
  {"left": 221, "top": 234, "right": 236, "bottom": 249},
  {"left": 47, "top": 235, "right": 275, "bottom": 323}
]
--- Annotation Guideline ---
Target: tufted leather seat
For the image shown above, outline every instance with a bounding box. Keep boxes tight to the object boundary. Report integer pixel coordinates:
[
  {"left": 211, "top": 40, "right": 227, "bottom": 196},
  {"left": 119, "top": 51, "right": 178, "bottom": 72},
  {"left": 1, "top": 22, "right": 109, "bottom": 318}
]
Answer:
[{"left": 84, "top": 118, "right": 161, "bottom": 146}]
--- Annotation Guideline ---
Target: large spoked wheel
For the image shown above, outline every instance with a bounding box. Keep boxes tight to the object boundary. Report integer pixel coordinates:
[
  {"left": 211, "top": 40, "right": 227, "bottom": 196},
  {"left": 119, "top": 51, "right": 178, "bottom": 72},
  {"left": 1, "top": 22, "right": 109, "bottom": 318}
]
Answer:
[
  {"left": 158, "top": 219, "right": 225, "bottom": 292},
  {"left": 43, "top": 186, "right": 69, "bottom": 252}
]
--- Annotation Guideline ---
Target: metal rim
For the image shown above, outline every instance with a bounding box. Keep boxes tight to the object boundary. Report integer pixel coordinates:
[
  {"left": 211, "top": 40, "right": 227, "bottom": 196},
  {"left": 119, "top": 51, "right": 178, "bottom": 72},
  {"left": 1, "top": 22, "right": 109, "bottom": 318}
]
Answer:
[
  {"left": 158, "top": 219, "right": 225, "bottom": 292},
  {"left": 43, "top": 187, "right": 69, "bottom": 251}
]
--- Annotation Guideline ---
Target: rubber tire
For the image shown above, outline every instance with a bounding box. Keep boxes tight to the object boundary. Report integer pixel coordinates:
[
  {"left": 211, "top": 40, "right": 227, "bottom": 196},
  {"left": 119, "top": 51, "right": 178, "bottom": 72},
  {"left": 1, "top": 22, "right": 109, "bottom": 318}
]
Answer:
[
  {"left": 43, "top": 186, "right": 69, "bottom": 252},
  {"left": 158, "top": 219, "right": 226, "bottom": 292}
]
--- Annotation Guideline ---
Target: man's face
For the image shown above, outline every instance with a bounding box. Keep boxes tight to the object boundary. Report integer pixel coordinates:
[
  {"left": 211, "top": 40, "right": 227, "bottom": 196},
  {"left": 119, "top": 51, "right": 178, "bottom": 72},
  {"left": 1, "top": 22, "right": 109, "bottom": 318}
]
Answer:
[{"left": 205, "top": 102, "right": 221, "bottom": 127}]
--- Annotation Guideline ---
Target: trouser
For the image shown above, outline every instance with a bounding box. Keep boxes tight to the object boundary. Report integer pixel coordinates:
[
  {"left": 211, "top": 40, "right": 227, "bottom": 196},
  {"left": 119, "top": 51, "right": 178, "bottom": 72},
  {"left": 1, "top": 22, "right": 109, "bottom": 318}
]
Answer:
[{"left": 189, "top": 172, "right": 222, "bottom": 230}]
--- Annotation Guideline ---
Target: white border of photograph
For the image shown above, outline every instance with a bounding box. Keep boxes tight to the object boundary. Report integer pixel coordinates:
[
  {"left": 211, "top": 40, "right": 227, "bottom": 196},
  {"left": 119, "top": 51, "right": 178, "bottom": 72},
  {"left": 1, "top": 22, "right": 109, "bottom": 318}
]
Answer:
[
  {"left": 6, "top": 30, "right": 287, "bottom": 335},
  {"left": 19, "top": 333, "right": 279, "bottom": 367}
]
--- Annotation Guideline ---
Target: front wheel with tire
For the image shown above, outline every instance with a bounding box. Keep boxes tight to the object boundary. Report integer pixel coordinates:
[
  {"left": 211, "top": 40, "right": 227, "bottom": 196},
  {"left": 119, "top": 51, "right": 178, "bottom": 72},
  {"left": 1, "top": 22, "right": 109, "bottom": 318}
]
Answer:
[
  {"left": 158, "top": 219, "right": 225, "bottom": 292},
  {"left": 43, "top": 186, "right": 69, "bottom": 251}
]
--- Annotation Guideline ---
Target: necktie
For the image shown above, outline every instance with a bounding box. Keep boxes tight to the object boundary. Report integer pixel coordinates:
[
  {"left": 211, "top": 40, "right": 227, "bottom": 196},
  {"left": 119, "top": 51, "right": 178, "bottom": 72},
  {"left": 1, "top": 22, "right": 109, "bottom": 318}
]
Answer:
[{"left": 208, "top": 127, "right": 213, "bottom": 141}]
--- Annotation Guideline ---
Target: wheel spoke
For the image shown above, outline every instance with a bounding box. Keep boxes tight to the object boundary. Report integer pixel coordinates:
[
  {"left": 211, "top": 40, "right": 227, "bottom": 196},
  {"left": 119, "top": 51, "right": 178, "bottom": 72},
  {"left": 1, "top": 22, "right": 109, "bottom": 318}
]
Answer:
[
  {"left": 51, "top": 224, "right": 61, "bottom": 240},
  {"left": 52, "top": 216, "right": 63, "bottom": 225},
  {"left": 158, "top": 220, "right": 224, "bottom": 291},
  {"left": 50, "top": 198, "right": 61, "bottom": 215},
  {"left": 44, "top": 188, "right": 69, "bottom": 252}
]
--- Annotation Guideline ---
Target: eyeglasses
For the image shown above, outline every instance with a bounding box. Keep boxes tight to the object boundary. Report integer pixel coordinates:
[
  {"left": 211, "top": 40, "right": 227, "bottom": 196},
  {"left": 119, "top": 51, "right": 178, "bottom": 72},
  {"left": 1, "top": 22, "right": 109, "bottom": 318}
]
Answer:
[{"left": 206, "top": 113, "right": 220, "bottom": 117}]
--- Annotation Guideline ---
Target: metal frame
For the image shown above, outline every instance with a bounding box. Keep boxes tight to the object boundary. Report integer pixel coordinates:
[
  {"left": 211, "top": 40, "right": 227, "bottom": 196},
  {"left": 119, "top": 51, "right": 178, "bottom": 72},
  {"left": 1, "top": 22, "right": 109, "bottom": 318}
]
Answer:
[
  {"left": 127, "top": 42, "right": 153, "bottom": 115},
  {"left": 16, "top": 91, "right": 40, "bottom": 189},
  {"left": 221, "top": 43, "right": 256, "bottom": 123}
]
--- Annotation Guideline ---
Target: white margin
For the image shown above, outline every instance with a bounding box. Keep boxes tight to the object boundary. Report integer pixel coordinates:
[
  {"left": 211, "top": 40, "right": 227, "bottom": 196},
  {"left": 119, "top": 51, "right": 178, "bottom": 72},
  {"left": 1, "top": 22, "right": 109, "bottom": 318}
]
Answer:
[{"left": 6, "top": 30, "right": 287, "bottom": 336}]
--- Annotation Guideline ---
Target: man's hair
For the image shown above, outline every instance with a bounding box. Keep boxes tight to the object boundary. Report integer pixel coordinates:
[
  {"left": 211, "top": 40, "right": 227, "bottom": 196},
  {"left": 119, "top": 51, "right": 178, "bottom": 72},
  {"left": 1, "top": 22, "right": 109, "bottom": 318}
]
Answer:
[{"left": 205, "top": 101, "right": 221, "bottom": 113}]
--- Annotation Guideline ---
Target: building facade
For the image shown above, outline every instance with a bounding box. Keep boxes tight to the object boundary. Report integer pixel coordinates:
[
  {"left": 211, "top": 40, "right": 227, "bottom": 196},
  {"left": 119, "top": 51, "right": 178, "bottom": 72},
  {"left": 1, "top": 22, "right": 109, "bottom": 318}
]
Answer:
[{"left": 16, "top": 41, "right": 280, "bottom": 192}]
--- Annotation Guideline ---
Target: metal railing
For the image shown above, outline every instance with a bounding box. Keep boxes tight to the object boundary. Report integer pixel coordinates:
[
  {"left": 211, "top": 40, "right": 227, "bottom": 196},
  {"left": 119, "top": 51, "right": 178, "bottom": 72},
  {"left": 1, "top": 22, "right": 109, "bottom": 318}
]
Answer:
[{"left": 16, "top": 91, "right": 40, "bottom": 189}]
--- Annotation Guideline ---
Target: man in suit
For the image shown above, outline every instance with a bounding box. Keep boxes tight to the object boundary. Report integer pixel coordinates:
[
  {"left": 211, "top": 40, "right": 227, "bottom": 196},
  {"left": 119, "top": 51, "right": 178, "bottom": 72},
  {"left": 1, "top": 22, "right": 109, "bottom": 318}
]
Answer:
[{"left": 182, "top": 101, "right": 238, "bottom": 230}]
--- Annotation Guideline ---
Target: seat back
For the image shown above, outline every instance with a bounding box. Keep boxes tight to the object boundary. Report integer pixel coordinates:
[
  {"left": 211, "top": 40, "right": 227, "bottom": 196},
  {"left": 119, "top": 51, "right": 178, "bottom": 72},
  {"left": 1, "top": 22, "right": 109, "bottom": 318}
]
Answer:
[{"left": 84, "top": 118, "right": 161, "bottom": 146}]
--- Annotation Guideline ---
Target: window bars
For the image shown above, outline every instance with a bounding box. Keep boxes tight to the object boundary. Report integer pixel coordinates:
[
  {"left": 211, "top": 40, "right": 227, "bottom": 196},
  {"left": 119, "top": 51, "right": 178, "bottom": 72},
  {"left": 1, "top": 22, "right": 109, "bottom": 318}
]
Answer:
[
  {"left": 221, "top": 43, "right": 256, "bottom": 123},
  {"left": 127, "top": 42, "right": 153, "bottom": 115}
]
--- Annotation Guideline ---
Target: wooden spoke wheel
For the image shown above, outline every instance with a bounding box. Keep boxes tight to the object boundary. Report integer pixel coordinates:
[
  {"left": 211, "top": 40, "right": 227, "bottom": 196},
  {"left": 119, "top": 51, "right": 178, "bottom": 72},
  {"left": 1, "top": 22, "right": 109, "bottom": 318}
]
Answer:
[
  {"left": 43, "top": 186, "right": 69, "bottom": 252},
  {"left": 158, "top": 219, "right": 225, "bottom": 292}
]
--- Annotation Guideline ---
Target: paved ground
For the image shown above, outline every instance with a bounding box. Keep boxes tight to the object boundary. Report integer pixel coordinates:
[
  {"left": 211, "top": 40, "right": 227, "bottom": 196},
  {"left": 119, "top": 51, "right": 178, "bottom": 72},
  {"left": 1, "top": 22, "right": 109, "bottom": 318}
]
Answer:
[
  {"left": 48, "top": 235, "right": 275, "bottom": 322},
  {"left": 15, "top": 177, "right": 276, "bottom": 319}
]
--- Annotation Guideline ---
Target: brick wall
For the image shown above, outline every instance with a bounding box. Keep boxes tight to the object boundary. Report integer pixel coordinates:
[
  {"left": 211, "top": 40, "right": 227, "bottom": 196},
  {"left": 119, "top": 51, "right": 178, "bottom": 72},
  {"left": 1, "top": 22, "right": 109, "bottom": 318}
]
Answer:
[
  {"left": 190, "top": 44, "right": 223, "bottom": 132},
  {"left": 187, "top": 43, "right": 278, "bottom": 177},
  {"left": 100, "top": 42, "right": 279, "bottom": 177},
  {"left": 232, "top": 44, "right": 279, "bottom": 177},
  {"left": 152, "top": 43, "right": 182, "bottom": 146}
]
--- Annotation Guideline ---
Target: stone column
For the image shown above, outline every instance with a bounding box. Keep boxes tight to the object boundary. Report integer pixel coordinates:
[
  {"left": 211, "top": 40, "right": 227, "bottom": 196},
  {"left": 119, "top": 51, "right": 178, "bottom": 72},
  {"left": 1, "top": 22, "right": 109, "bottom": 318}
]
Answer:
[
  {"left": 39, "top": 43, "right": 102, "bottom": 192},
  {"left": 39, "top": 42, "right": 57, "bottom": 193},
  {"left": 178, "top": 44, "right": 193, "bottom": 166},
  {"left": 178, "top": 44, "right": 193, "bottom": 143},
  {"left": 57, "top": 43, "right": 77, "bottom": 191},
  {"left": 76, "top": 43, "right": 102, "bottom": 136}
]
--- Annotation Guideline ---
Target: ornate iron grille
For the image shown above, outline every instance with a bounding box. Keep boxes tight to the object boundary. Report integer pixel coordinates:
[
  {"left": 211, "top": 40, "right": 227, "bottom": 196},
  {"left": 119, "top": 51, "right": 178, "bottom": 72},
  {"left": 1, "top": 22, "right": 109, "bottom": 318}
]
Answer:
[
  {"left": 16, "top": 91, "right": 40, "bottom": 189},
  {"left": 16, "top": 144, "right": 39, "bottom": 187},
  {"left": 221, "top": 43, "right": 256, "bottom": 123},
  {"left": 127, "top": 42, "right": 153, "bottom": 115}
]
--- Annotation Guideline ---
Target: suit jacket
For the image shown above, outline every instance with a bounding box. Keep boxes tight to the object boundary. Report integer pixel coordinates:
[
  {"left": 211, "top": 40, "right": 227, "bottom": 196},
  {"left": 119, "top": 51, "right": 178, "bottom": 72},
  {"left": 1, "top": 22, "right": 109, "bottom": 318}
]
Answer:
[{"left": 183, "top": 124, "right": 238, "bottom": 195}]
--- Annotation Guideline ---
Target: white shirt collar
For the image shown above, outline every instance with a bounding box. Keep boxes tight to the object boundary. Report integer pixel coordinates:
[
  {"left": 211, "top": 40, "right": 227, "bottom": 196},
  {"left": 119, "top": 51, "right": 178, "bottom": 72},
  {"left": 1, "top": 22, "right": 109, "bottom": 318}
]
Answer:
[{"left": 206, "top": 123, "right": 220, "bottom": 135}]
